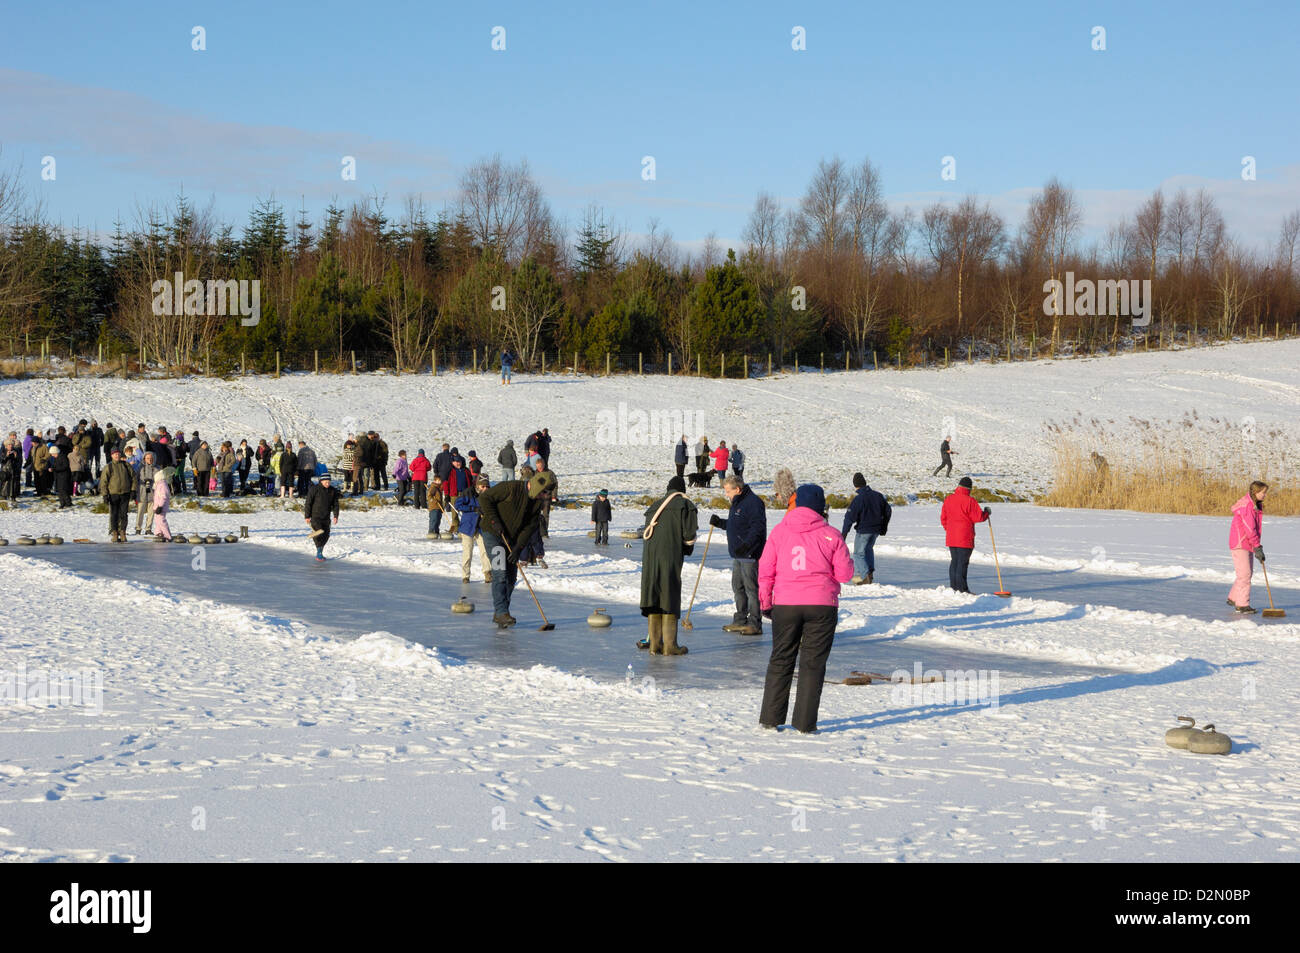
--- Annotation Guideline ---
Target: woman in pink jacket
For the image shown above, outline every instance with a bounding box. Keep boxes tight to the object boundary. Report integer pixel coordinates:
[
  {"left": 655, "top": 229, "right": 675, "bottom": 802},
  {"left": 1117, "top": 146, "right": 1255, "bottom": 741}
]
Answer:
[
  {"left": 758, "top": 484, "right": 854, "bottom": 733},
  {"left": 1227, "top": 481, "right": 1269, "bottom": 613},
  {"left": 152, "top": 467, "right": 174, "bottom": 542}
]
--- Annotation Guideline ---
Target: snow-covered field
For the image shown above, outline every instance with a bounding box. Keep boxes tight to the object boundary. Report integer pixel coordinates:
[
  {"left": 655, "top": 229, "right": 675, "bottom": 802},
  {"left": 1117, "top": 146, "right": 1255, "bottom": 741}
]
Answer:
[{"left": 3, "top": 341, "right": 1300, "bottom": 861}]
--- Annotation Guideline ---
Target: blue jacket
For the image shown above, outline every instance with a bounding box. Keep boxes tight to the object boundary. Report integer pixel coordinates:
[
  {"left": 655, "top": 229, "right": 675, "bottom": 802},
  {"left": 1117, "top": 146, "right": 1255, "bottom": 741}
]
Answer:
[
  {"left": 842, "top": 485, "right": 891, "bottom": 536},
  {"left": 714, "top": 484, "right": 767, "bottom": 560},
  {"left": 454, "top": 492, "right": 481, "bottom": 536},
  {"left": 674, "top": 440, "right": 687, "bottom": 465},
  {"left": 730, "top": 448, "right": 745, "bottom": 472}
]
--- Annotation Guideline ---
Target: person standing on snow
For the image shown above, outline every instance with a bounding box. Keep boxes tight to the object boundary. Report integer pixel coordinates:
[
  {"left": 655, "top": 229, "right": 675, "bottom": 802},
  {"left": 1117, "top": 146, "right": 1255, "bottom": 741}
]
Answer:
[
  {"left": 410, "top": 449, "right": 431, "bottom": 509},
  {"left": 638, "top": 476, "right": 698, "bottom": 655},
  {"left": 501, "top": 349, "right": 515, "bottom": 384},
  {"left": 694, "top": 436, "right": 710, "bottom": 475},
  {"left": 940, "top": 476, "right": 990, "bottom": 593},
  {"left": 102, "top": 447, "right": 134, "bottom": 542},
  {"left": 932, "top": 437, "right": 956, "bottom": 477},
  {"left": 591, "top": 488, "right": 612, "bottom": 545},
  {"left": 674, "top": 436, "right": 688, "bottom": 478},
  {"left": 392, "top": 450, "right": 411, "bottom": 505},
  {"left": 1228, "top": 481, "right": 1269, "bottom": 614},
  {"left": 757, "top": 484, "right": 854, "bottom": 734},
  {"left": 134, "top": 451, "right": 158, "bottom": 533},
  {"left": 498, "top": 440, "right": 517, "bottom": 482},
  {"left": 710, "top": 475, "right": 767, "bottom": 636},
  {"left": 478, "top": 470, "right": 556, "bottom": 627},
  {"left": 152, "top": 468, "right": 175, "bottom": 542},
  {"left": 295, "top": 441, "right": 317, "bottom": 498},
  {"left": 841, "top": 472, "right": 891, "bottom": 584},
  {"left": 710, "top": 440, "right": 730, "bottom": 482},
  {"left": 454, "top": 475, "right": 494, "bottom": 583},
  {"left": 730, "top": 445, "right": 745, "bottom": 483},
  {"left": 303, "top": 473, "right": 342, "bottom": 561}
]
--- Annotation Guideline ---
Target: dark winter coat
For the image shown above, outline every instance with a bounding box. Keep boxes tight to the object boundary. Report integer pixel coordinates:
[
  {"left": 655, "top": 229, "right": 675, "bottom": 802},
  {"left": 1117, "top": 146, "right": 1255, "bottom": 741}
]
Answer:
[
  {"left": 188, "top": 436, "right": 202, "bottom": 457},
  {"left": 303, "top": 483, "right": 341, "bottom": 522},
  {"left": 537, "top": 433, "right": 551, "bottom": 463},
  {"left": 297, "top": 446, "right": 317, "bottom": 474},
  {"left": 191, "top": 448, "right": 214, "bottom": 472},
  {"left": 478, "top": 480, "right": 543, "bottom": 550},
  {"left": 729, "top": 448, "right": 745, "bottom": 472},
  {"left": 842, "top": 485, "right": 891, "bottom": 537},
  {"left": 279, "top": 449, "right": 297, "bottom": 479},
  {"left": 376, "top": 440, "right": 389, "bottom": 468},
  {"left": 50, "top": 453, "right": 72, "bottom": 492},
  {"left": 498, "top": 441, "right": 517, "bottom": 469},
  {"left": 433, "top": 450, "right": 453, "bottom": 481},
  {"left": 591, "top": 497, "right": 612, "bottom": 522},
  {"left": 713, "top": 484, "right": 767, "bottom": 560},
  {"left": 674, "top": 439, "right": 687, "bottom": 465},
  {"left": 354, "top": 434, "right": 372, "bottom": 468},
  {"left": 639, "top": 491, "right": 698, "bottom": 617}
]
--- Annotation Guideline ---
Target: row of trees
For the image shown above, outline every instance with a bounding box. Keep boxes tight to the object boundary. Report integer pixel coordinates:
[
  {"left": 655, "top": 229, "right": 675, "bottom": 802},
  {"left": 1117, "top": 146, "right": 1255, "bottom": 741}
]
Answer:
[{"left": 2, "top": 153, "right": 1298, "bottom": 372}]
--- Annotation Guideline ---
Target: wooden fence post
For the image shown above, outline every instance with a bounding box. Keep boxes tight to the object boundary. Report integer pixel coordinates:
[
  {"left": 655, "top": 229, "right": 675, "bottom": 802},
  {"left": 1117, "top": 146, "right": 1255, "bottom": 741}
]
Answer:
[
  {"left": 721, "top": 354, "right": 725, "bottom": 378},
  {"left": 697, "top": 354, "right": 701, "bottom": 376},
  {"left": 945, "top": 347, "right": 949, "bottom": 368},
  {"left": 473, "top": 347, "right": 477, "bottom": 373},
  {"left": 820, "top": 352, "right": 824, "bottom": 372},
  {"left": 873, "top": 351, "right": 878, "bottom": 370},
  {"left": 744, "top": 354, "right": 748, "bottom": 378},
  {"left": 667, "top": 353, "right": 672, "bottom": 376},
  {"left": 574, "top": 350, "right": 579, "bottom": 375},
  {"left": 351, "top": 350, "right": 357, "bottom": 374},
  {"left": 314, "top": 350, "right": 319, "bottom": 374},
  {"left": 767, "top": 353, "right": 772, "bottom": 376},
  {"left": 606, "top": 352, "right": 611, "bottom": 376},
  {"left": 845, "top": 351, "right": 850, "bottom": 372},
  {"left": 431, "top": 349, "right": 437, "bottom": 375},
  {"left": 98, "top": 341, "right": 103, "bottom": 365},
  {"left": 639, "top": 352, "right": 643, "bottom": 375},
  {"left": 275, "top": 351, "right": 281, "bottom": 378},
  {"left": 540, "top": 351, "right": 545, "bottom": 375}
]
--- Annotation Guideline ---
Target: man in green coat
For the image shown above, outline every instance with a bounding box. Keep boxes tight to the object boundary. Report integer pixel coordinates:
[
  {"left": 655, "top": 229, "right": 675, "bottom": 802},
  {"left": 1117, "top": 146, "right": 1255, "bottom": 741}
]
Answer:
[
  {"left": 478, "top": 471, "right": 556, "bottom": 627},
  {"left": 102, "top": 448, "right": 136, "bottom": 542},
  {"left": 639, "top": 476, "right": 698, "bottom": 655}
]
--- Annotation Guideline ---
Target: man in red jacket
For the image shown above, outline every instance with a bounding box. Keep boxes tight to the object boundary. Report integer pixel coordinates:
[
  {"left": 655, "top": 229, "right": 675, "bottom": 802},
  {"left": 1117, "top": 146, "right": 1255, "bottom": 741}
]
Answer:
[
  {"left": 940, "top": 476, "right": 990, "bottom": 593},
  {"left": 409, "top": 449, "right": 431, "bottom": 509}
]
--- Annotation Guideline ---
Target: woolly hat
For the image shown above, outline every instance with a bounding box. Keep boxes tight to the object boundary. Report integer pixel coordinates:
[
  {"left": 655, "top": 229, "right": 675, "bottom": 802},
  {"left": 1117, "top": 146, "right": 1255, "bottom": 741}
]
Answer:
[
  {"left": 527, "top": 470, "right": 557, "bottom": 499},
  {"left": 795, "top": 483, "right": 827, "bottom": 515},
  {"left": 852, "top": 472, "right": 866, "bottom": 488},
  {"left": 667, "top": 476, "right": 686, "bottom": 494},
  {"left": 958, "top": 476, "right": 973, "bottom": 489},
  {"left": 318, "top": 472, "right": 332, "bottom": 483},
  {"left": 598, "top": 488, "right": 608, "bottom": 496}
]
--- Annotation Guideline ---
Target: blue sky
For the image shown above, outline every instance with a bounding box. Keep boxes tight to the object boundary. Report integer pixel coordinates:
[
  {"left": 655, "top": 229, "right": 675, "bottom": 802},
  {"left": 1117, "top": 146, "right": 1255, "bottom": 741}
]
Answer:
[{"left": 2, "top": 0, "right": 1297, "bottom": 251}]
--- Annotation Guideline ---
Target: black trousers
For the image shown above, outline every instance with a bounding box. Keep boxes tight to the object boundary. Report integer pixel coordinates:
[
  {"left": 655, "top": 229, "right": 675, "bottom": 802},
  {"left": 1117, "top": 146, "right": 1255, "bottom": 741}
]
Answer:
[
  {"left": 932, "top": 453, "right": 953, "bottom": 477},
  {"left": 107, "top": 493, "right": 131, "bottom": 536},
  {"left": 311, "top": 517, "right": 331, "bottom": 551},
  {"left": 594, "top": 520, "right": 609, "bottom": 544},
  {"left": 297, "top": 471, "right": 312, "bottom": 497},
  {"left": 413, "top": 480, "right": 427, "bottom": 509},
  {"left": 948, "top": 546, "right": 973, "bottom": 592},
  {"left": 761, "top": 604, "right": 837, "bottom": 733},
  {"left": 195, "top": 470, "right": 210, "bottom": 496}
]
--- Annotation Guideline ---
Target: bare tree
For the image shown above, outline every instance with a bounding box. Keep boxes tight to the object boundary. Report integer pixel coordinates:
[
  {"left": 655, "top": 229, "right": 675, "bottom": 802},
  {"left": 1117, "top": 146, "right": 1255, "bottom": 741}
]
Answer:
[
  {"left": 798, "top": 157, "right": 850, "bottom": 254},
  {"left": 457, "top": 155, "right": 554, "bottom": 264}
]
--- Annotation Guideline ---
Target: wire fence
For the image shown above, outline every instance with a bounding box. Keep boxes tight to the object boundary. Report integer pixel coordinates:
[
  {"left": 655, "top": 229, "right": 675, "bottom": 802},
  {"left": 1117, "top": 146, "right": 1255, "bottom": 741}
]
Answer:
[{"left": 4, "top": 320, "right": 1298, "bottom": 380}]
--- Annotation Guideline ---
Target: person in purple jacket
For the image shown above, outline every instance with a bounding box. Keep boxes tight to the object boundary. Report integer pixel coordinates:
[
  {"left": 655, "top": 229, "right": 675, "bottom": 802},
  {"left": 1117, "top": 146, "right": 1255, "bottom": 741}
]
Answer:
[{"left": 758, "top": 483, "right": 854, "bottom": 734}]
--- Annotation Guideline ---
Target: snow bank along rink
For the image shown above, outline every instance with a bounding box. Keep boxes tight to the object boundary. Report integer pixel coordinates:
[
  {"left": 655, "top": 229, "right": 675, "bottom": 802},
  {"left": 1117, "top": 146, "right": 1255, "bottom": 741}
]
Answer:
[
  {"left": 2, "top": 495, "right": 1299, "bottom": 861},
  {"left": 5, "top": 336, "right": 1300, "bottom": 501}
]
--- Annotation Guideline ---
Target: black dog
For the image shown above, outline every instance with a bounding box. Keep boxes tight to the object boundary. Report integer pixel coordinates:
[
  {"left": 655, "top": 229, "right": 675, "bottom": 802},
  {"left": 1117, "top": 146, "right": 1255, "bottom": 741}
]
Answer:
[{"left": 687, "top": 471, "right": 714, "bottom": 489}]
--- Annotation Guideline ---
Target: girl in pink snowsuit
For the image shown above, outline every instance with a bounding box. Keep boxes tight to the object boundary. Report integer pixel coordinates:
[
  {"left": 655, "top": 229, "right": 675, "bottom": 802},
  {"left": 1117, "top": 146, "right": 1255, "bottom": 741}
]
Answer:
[
  {"left": 152, "top": 468, "right": 174, "bottom": 542},
  {"left": 1227, "top": 481, "right": 1268, "bottom": 612}
]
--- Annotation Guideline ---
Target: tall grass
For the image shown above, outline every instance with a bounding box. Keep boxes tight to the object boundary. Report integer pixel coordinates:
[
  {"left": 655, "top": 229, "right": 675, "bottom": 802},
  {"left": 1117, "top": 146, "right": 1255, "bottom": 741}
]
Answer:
[{"left": 1040, "top": 413, "right": 1300, "bottom": 515}]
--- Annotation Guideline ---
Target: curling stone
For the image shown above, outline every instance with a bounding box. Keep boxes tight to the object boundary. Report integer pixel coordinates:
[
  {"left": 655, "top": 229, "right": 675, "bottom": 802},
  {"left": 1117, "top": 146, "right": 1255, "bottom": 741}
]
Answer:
[
  {"left": 587, "top": 530, "right": 597, "bottom": 538},
  {"left": 35, "top": 535, "right": 49, "bottom": 545},
  {"left": 1164, "top": 716, "right": 1201, "bottom": 749},
  {"left": 152, "top": 534, "right": 168, "bottom": 542},
  {"left": 587, "top": 608, "right": 612, "bottom": 628},
  {"left": 48, "top": 536, "right": 64, "bottom": 545},
  {"left": 0, "top": 538, "right": 7, "bottom": 545},
  {"left": 187, "top": 534, "right": 204, "bottom": 544},
  {"left": 618, "top": 529, "right": 642, "bottom": 539},
  {"left": 451, "top": 596, "right": 475, "bottom": 614},
  {"left": 1187, "top": 723, "right": 1232, "bottom": 755},
  {"left": 205, "top": 534, "right": 220, "bottom": 544},
  {"left": 440, "top": 532, "right": 456, "bottom": 540},
  {"left": 172, "top": 535, "right": 188, "bottom": 543},
  {"left": 239, "top": 525, "right": 249, "bottom": 539},
  {"left": 16, "top": 536, "right": 35, "bottom": 545},
  {"left": 224, "top": 534, "right": 238, "bottom": 543}
]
